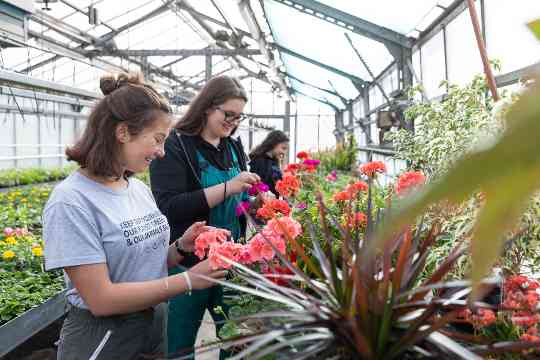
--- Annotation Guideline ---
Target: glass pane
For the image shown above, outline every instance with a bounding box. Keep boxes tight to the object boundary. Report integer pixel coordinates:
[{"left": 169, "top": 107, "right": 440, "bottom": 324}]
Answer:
[
  {"left": 280, "top": 53, "right": 360, "bottom": 100},
  {"left": 290, "top": 79, "right": 344, "bottom": 110},
  {"left": 317, "top": 0, "right": 440, "bottom": 34},
  {"left": 485, "top": 0, "right": 540, "bottom": 74},
  {"left": 264, "top": 0, "right": 393, "bottom": 83},
  {"left": 420, "top": 30, "right": 446, "bottom": 98},
  {"left": 446, "top": 7, "right": 483, "bottom": 86}
]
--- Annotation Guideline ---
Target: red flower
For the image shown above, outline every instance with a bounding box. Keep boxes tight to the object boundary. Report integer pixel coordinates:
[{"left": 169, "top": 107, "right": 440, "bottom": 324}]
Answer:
[
  {"left": 256, "top": 206, "right": 275, "bottom": 220},
  {"left": 505, "top": 275, "right": 540, "bottom": 293},
  {"left": 333, "top": 190, "right": 352, "bottom": 202},
  {"left": 296, "top": 151, "right": 309, "bottom": 159},
  {"left": 346, "top": 181, "right": 368, "bottom": 195},
  {"left": 470, "top": 308, "right": 496, "bottom": 328},
  {"left": 511, "top": 311, "right": 540, "bottom": 327},
  {"left": 256, "top": 199, "right": 291, "bottom": 220},
  {"left": 359, "top": 161, "right": 387, "bottom": 177},
  {"left": 396, "top": 171, "right": 426, "bottom": 195},
  {"left": 344, "top": 212, "right": 367, "bottom": 230},
  {"left": 262, "top": 261, "right": 294, "bottom": 286},
  {"left": 276, "top": 174, "right": 301, "bottom": 198},
  {"left": 285, "top": 163, "right": 301, "bottom": 174}
]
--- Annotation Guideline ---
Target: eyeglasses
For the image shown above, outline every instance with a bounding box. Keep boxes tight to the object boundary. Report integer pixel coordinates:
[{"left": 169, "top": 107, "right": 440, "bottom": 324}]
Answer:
[{"left": 214, "top": 107, "right": 249, "bottom": 124}]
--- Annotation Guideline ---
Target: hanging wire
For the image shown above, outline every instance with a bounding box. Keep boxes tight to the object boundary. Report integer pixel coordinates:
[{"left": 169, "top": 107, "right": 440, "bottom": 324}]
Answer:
[{"left": 0, "top": 46, "right": 27, "bottom": 123}]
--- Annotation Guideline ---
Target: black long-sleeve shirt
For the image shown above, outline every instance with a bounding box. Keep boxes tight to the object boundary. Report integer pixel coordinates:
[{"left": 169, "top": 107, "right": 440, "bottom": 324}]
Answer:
[
  {"left": 249, "top": 154, "right": 282, "bottom": 197},
  {"left": 149, "top": 131, "right": 248, "bottom": 248}
]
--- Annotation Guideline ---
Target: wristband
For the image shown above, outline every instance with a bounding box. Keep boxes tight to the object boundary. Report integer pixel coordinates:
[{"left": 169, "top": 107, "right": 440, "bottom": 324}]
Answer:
[
  {"left": 175, "top": 238, "right": 189, "bottom": 257},
  {"left": 223, "top": 181, "right": 228, "bottom": 201},
  {"left": 182, "top": 272, "right": 192, "bottom": 295}
]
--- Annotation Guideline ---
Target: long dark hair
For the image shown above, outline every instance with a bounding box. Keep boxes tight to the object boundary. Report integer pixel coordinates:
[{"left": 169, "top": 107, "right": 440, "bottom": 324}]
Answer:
[
  {"left": 249, "top": 130, "right": 290, "bottom": 160},
  {"left": 66, "top": 72, "right": 172, "bottom": 178},
  {"left": 175, "top": 75, "right": 247, "bottom": 135}
]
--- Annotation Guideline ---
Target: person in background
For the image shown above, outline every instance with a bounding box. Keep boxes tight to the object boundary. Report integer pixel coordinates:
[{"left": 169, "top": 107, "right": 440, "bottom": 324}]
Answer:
[
  {"left": 149, "top": 75, "right": 260, "bottom": 358},
  {"left": 43, "top": 72, "right": 226, "bottom": 360},
  {"left": 249, "top": 130, "right": 290, "bottom": 197}
]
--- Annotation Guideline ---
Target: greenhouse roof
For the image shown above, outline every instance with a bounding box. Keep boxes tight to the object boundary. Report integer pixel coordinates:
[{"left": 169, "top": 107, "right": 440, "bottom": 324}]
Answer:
[{"left": 0, "top": 0, "right": 503, "bottom": 108}]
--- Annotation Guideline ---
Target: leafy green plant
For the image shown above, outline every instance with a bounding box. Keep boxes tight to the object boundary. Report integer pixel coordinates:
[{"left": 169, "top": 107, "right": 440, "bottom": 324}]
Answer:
[
  {"left": 0, "top": 165, "right": 75, "bottom": 188},
  {"left": 316, "top": 134, "right": 358, "bottom": 174},
  {"left": 375, "top": 80, "right": 540, "bottom": 296},
  {"left": 386, "top": 73, "right": 516, "bottom": 178},
  {"left": 0, "top": 270, "right": 63, "bottom": 324}
]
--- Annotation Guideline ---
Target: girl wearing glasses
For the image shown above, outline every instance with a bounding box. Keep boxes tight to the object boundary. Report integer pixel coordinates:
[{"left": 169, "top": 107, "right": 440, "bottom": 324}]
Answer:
[
  {"left": 249, "top": 130, "right": 290, "bottom": 197},
  {"left": 149, "top": 75, "right": 260, "bottom": 358}
]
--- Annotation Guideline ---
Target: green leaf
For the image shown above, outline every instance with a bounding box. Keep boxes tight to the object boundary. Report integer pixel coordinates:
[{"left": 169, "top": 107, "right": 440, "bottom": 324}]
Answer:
[
  {"left": 528, "top": 18, "right": 540, "bottom": 40},
  {"left": 372, "top": 81, "right": 540, "bottom": 299}
]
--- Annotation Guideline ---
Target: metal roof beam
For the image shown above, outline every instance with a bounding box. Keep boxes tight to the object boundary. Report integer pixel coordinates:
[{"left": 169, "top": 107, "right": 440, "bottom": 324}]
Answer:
[
  {"left": 292, "top": 88, "right": 339, "bottom": 111},
  {"left": 176, "top": 3, "right": 253, "bottom": 40},
  {"left": 286, "top": 73, "right": 347, "bottom": 103},
  {"left": 0, "top": 69, "right": 101, "bottom": 99},
  {"left": 275, "top": 44, "right": 367, "bottom": 87},
  {"left": 174, "top": 0, "right": 270, "bottom": 84},
  {"left": 414, "top": 0, "right": 466, "bottom": 50},
  {"left": 96, "top": 0, "right": 174, "bottom": 45},
  {"left": 95, "top": 48, "right": 261, "bottom": 57},
  {"left": 268, "top": 0, "right": 412, "bottom": 49},
  {"left": 59, "top": 0, "right": 116, "bottom": 31},
  {"left": 238, "top": 0, "right": 291, "bottom": 99},
  {"left": 28, "top": 30, "right": 126, "bottom": 73}
]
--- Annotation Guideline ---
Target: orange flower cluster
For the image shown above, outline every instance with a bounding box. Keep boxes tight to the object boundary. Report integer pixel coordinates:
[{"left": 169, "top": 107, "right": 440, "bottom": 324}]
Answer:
[
  {"left": 396, "top": 171, "right": 426, "bottom": 195},
  {"left": 276, "top": 174, "right": 301, "bottom": 198},
  {"left": 332, "top": 181, "right": 368, "bottom": 203},
  {"left": 256, "top": 199, "right": 291, "bottom": 220},
  {"left": 359, "top": 161, "right": 387, "bottom": 177},
  {"left": 283, "top": 151, "right": 320, "bottom": 175},
  {"left": 343, "top": 212, "right": 367, "bottom": 230}
]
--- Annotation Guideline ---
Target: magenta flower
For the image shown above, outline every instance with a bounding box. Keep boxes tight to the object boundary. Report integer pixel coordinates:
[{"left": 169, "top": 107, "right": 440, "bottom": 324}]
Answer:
[
  {"left": 296, "top": 202, "right": 307, "bottom": 210},
  {"left": 248, "top": 182, "right": 270, "bottom": 196},
  {"left": 235, "top": 201, "right": 250, "bottom": 217},
  {"left": 303, "top": 159, "right": 321, "bottom": 167}
]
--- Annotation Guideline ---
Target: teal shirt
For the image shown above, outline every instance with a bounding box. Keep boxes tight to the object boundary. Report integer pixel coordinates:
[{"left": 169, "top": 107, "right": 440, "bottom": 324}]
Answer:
[{"left": 196, "top": 144, "right": 247, "bottom": 241}]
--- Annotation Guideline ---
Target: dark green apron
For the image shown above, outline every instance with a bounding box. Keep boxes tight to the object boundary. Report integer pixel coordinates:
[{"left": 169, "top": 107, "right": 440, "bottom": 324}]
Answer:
[{"left": 167, "top": 144, "right": 245, "bottom": 359}]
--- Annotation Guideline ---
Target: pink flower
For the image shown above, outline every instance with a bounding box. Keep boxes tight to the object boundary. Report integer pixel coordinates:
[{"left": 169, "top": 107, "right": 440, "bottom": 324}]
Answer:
[
  {"left": 3, "top": 227, "right": 14, "bottom": 237},
  {"left": 15, "top": 228, "right": 29, "bottom": 237},
  {"left": 237, "top": 245, "right": 254, "bottom": 264},
  {"left": 194, "top": 229, "right": 229, "bottom": 259},
  {"left": 208, "top": 242, "right": 242, "bottom": 270},
  {"left": 235, "top": 201, "right": 250, "bottom": 217},
  {"left": 248, "top": 234, "right": 276, "bottom": 261},
  {"left": 265, "top": 217, "right": 302, "bottom": 240}
]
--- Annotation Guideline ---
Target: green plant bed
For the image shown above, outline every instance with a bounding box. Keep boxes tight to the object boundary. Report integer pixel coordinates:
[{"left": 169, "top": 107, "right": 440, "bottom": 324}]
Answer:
[
  {"left": 0, "top": 271, "right": 64, "bottom": 324},
  {"left": 0, "top": 166, "right": 76, "bottom": 188}
]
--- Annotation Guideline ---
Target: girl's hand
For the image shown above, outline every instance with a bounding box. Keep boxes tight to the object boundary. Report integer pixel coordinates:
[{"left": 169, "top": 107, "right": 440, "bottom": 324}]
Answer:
[
  {"left": 178, "top": 221, "right": 230, "bottom": 252},
  {"left": 186, "top": 259, "right": 228, "bottom": 290}
]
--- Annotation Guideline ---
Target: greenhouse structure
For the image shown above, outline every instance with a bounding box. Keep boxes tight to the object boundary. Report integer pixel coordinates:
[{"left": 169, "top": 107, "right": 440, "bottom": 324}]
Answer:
[{"left": 1, "top": 0, "right": 540, "bottom": 359}]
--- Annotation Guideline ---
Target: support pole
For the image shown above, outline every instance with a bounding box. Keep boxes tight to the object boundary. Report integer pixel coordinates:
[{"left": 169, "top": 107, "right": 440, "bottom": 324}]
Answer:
[
  {"left": 284, "top": 100, "right": 291, "bottom": 165},
  {"left": 205, "top": 55, "right": 212, "bottom": 81},
  {"left": 466, "top": 0, "right": 499, "bottom": 101}
]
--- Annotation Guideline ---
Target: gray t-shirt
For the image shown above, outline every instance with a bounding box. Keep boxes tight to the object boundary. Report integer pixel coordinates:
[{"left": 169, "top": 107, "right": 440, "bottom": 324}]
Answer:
[{"left": 43, "top": 171, "right": 170, "bottom": 309}]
